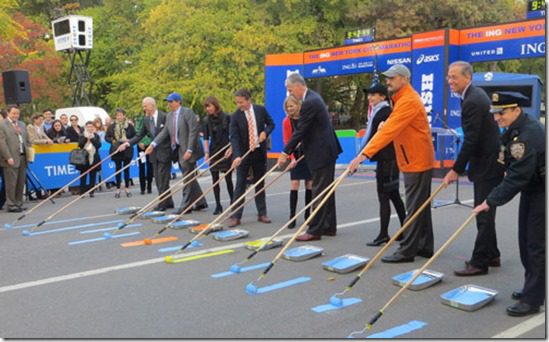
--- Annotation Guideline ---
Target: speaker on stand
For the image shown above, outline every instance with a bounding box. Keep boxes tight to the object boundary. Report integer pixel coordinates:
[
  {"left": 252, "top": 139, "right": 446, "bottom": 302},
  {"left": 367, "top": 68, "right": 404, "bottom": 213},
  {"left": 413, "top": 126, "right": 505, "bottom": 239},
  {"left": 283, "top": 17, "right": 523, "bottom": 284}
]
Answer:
[{"left": 2, "top": 70, "right": 32, "bottom": 105}]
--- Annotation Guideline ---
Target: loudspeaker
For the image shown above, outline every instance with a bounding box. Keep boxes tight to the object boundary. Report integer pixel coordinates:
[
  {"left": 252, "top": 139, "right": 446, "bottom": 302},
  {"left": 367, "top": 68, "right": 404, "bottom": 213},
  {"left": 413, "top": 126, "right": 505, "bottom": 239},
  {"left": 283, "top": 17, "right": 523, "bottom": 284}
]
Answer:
[{"left": 2, "top": 70, "right": 32, "bottom": 105}]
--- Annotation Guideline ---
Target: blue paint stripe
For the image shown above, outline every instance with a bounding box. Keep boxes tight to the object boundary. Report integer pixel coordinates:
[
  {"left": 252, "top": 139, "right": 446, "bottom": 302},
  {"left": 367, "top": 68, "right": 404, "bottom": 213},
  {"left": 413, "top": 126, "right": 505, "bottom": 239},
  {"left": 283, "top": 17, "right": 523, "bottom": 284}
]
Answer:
[
  {"left": 311, "top": 297, "right": 362, "bottom": 313},
  {"left": 69, "top": 231, "right": 141, "bottom": 245},
  {"left": 80, "top": 223, "right": 142, "bottom": 234},
  {"left": 158, "top": 241, "right": 203, "bottom": 253},
  {"left": 211, "top": 262, "right": 272, "bottom": 278},
  {"left": 25, "top": 220, "right": 124, "bottom": 236},
  {"left": 366, "top": 320, "right": 427, "bottom": 338},
  {"left": 9, "top": 215, "right": 117, "bottom": 230},
  {"left": 255, "top": 276, "right": 311, "bottom": 294}
]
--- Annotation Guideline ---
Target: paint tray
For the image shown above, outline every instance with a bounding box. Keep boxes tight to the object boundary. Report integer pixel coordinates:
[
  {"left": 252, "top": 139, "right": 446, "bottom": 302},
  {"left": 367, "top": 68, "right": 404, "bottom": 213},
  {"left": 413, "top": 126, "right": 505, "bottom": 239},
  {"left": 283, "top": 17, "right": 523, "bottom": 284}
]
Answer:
[
  {"left": 189, "top": 223, "right": 223, "bottom": 234},
  {"left": 142, "top": 211, "right": 166, "bottom": 219},
  {"left": 322, "top": 254, "right": 370, "bottom": 274},
  {"left": 440, "top": 284, "right": 498, "bottom": 311},
  {"left": 244, "top": 238, "right": 283, "bottom": 251},
  {"left": 167, "top": 219, "right": 200, "bottom": 229},
  {"left": 115, "top": 206, "right": 142, "bottom": 215},
  {"left": 282, "top": 245, "right": 324, "bottom": 262},
  {"left": 211, "top": 229, "right": 249, "bottom": 241},
  {"left": 152, "top": 215, "right": 180, "bottom": 224},
  {"left": 392, "top": 269, "right": 444, "bottom": 291}
]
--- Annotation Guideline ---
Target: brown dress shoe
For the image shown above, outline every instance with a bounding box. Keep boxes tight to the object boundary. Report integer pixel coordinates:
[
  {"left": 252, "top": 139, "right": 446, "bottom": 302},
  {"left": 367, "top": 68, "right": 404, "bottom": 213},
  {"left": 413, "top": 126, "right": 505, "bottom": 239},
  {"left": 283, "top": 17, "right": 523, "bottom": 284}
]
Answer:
[
  {"left": 296, "top": 233, "right": 321, "bottom": 241},
  {"left": 454, "top": 262, "right": 488, "bottom": 276},
  {"left": 228, "top": 218, "right": 241, "bottom": 228},
  {"left": 257, "top": 215, "right": 271, "bottom": 224}
]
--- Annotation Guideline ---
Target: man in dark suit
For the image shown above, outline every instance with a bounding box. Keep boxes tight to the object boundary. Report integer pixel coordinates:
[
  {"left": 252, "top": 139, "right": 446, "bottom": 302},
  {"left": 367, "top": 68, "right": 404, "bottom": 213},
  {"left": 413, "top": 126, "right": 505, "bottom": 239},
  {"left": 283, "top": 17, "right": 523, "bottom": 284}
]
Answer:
[
  {"left": 278, "top": 73, "right": 343, "bottom": 241},
  {"left": 145, "top": 92, "right": 207, "bottom": 214},
  {"left": 227, "top": 89, "right": 275, "bottom": 227},
  {"left": 0, "top": 105, "right": 31, "bottom": 212},
  {"left": 444, "top": 61, "right": 505, "bottom": 276},
  {"left": 120, "top": 97, "right": 174, "bottom": 210}
]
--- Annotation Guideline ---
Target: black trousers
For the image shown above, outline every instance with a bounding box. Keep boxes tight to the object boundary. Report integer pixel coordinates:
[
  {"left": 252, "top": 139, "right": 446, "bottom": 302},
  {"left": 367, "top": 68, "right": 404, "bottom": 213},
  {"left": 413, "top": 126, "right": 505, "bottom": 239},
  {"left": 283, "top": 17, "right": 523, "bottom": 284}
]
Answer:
[
  {"left": 231, "top": 149, "right": 267, "bottom": 219},
  {"left": 518, "top": 190, "right": 545, "bottom": 306},
  {"left": 153, "top": 159, "right": 174, "bottom": 208},
  {"left": 80, "top": 165, "right": 97, "bottom": 194},
  {"left": 397, "top": 169, "right": 433, "bottom": 257},
  {"left": 114, "top": 159, "right": 131, "bottom": 189},
  {"left": 375, "top": 160, "right": 406, "bottom": 238},
  {"left": 0, "top": 168, "right": 5, "bottom": 209},
  {"left": 307, "top": 162, "right": 337, "bottom": 236},
  {"left": 138, "top": 150, "right": 153, "bottom": 193},
  {"left": 211, "top": 169, "right": 234, "bottom": 206},
  {"left": 470, "top": 176, "right": 502, "bottom": 268}
]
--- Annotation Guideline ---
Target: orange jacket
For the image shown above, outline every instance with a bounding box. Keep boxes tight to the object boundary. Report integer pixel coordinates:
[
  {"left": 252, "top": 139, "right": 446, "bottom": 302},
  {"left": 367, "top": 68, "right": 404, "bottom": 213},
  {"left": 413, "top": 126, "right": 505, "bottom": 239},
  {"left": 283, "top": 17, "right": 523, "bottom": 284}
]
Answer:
[{"left": 362, "top": 83, "right": 434, "bottom": 173}]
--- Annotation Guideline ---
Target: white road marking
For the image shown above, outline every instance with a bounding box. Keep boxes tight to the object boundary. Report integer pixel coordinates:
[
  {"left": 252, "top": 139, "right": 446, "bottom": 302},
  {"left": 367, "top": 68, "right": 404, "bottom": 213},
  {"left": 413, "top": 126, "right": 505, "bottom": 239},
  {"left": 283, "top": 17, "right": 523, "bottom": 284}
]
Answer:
[{"left": 491, "top": 312, "right": 545, "bottom": 338}]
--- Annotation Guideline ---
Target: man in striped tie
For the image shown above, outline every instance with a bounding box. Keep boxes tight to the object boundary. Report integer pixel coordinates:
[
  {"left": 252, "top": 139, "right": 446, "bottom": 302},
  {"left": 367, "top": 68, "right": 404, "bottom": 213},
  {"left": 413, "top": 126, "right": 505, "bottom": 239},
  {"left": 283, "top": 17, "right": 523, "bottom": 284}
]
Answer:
[{"left": 228, "top": 89, "right": 275, "bottom": 228}]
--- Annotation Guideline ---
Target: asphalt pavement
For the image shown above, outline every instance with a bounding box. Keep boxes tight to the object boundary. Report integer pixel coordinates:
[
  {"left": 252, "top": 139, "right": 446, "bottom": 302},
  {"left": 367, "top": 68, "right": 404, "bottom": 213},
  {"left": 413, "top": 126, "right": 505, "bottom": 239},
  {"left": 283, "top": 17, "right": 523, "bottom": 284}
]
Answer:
[{"left": 0, "top": 169, "right": 545, "bottom": 338}]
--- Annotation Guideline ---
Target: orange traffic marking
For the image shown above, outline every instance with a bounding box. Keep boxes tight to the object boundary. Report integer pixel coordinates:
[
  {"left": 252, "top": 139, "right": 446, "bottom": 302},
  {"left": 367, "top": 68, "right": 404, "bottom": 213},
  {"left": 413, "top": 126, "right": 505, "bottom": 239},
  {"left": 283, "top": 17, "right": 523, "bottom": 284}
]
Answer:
[{"left": 120, "top": 236, "right": 178, "bottom": 247}]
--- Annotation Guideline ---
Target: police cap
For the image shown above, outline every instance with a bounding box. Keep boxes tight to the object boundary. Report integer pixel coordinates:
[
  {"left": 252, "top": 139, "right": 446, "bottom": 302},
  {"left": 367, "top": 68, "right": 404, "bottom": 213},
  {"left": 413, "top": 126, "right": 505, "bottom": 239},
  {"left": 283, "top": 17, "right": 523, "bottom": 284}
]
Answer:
[
  {"left": 490, "top": 91, "right": 529, "bottom": 114},
  {"left": 364, "top": 83, "right": 389, "bottom": 98}
]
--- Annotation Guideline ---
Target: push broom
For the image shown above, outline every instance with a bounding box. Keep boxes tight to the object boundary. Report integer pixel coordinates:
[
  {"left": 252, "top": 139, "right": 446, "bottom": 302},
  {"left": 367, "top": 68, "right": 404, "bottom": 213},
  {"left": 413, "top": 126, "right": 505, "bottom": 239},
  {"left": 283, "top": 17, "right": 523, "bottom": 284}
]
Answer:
[
  {"left": 4, "top": 149, "right": 120, "bottom": 229},
  {"left": 21, "top": 154, "right": 143, "bottom": 236},
  {"left": 115, "top": 143, "right": 230, "bottom": 230},
  {"left": 348, "top": 212, "right": 477, "bottom": 337}
]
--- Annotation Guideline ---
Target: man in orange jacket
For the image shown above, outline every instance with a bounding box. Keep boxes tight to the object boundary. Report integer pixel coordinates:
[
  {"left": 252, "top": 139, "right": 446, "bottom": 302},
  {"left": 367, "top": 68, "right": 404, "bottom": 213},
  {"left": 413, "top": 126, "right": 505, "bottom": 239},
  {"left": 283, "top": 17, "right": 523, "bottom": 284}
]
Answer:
[{"left": 350, "top": 64, "right": 435, "bottom": 263}]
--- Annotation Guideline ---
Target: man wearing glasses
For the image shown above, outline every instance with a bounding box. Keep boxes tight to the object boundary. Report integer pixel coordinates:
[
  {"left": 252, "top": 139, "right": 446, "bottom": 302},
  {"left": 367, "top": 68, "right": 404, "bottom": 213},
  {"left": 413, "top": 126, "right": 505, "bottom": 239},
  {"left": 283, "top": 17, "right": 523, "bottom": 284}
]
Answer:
[
  {"left": 444, "top": 61, "right": 505, "bottom": 276},
  {"left": 473, "top": 91, "right": 545, "bottom": 317}
]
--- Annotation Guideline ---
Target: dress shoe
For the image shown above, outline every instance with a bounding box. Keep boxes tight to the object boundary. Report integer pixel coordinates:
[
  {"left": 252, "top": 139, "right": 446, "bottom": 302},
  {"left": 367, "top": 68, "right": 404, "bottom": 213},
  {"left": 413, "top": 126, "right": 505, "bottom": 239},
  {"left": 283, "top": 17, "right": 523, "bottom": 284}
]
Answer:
[
  {"left": 213, "top": 205, "right": 223, "bottom": 215},
  {"left": 257, "top": 215, "right": 271, "bottom": 224},
  {"left": 154, "top": 205, "right": 167, "bottom": 211},
  {"left": 512, "top": 290, "right": 523, "bottom": 300},
  {"left": 416, "top": 250, "right": 433, "bottom": 258},
  {"left": 140, "top": 190, "right": 145, "bottom": 195},
  {"left": 489, "top": 257, "right": 501, "bottom": 267},
  {"left": 89, "top": 193, "right": 94, "bottom": 198},
  {"left": 366, "top": 236, "right": 389, "bottom": 246},
  {"left": 454, "top": 262, "right": 488, "bottom": 276},
  {"left": 193, "top": 203, "right": 208, "bottom": 211},
  {"left": 114, "top": 192, "right": 121, "bottom": 199},
  {"left": 322, "top": 231, "right": 337, "bottom": 236},
  {"left": 126, "top": 191, "right": 132, "bottom": 198},
  {"left": 296, "top": 233, "right": 321, "bottom": 241},
  {"left": 147, "top": 188, "right": 152, "bottom": 194},
  {"left": 395, "top": 233, "right": 404, "bottom": 241},
  {"left": 381, "top": 253, "right": 414, "bottom": 263},
  {"left": 228, "top": 218, "right": 241, "bottom": 228},
  {"left": 506, "top": 302, "right": 540, "bottom": 317},
  {"left": 7, "top": 207, "right": 22, "bottom": 213},
  {"left": 287, "top": 219, "right": 296, "bottom": 229}
]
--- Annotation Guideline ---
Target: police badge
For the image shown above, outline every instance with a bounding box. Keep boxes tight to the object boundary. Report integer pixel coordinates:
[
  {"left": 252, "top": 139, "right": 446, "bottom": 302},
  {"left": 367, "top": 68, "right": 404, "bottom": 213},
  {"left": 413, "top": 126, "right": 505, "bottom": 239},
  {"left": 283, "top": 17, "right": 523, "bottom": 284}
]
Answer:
[{"left": 510, "top": 141, "right": 526, "bottom": 160}]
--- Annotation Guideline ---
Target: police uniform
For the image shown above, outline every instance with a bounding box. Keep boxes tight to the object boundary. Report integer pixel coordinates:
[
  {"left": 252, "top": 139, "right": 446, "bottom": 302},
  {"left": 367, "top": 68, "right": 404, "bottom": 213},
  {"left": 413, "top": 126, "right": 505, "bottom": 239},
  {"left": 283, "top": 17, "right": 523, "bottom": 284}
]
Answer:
[{"left": 485, "top": 91, "right": 545, "bottom": 316}]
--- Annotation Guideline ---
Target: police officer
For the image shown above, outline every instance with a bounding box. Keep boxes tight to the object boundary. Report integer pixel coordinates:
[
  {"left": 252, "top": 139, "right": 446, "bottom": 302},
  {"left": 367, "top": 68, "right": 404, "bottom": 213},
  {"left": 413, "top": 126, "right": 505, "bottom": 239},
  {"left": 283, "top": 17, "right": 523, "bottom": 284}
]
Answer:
[{"left": 473, "top": 91, "right": 545, "bottom": 317}]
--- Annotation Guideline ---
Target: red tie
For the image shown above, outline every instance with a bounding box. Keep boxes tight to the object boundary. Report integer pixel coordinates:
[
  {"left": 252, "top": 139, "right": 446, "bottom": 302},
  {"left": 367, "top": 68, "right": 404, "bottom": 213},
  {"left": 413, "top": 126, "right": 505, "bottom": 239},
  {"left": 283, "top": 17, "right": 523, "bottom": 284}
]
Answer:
[{"left": 246, "top": 110, "right": 256, "bottom": 151}]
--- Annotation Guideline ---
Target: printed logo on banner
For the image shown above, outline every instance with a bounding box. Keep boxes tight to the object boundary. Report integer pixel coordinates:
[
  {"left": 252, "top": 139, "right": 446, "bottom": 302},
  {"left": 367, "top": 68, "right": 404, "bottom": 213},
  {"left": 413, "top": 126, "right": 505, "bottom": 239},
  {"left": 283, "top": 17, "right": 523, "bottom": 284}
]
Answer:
[
  {"left": 416, "top": 54, "right": 440, "bottom": 64},
  {"left": 449, "top": 110, "right": 461, "bottom": 117},
  {"left": 387, "top": 57, "right": 411, "bottom": 65},
  {"left": 286, "top": 69, "right": 300, "bottom": 77},
  {"left": 520, "top": 42, "right": 545, "bottom": 55},
  {"left": 470, "top": 47, "right": 505, "bottom": 57},
  {"left": 312, "top": 66, "right": 327, "bottom": 74},
  {"left": 420, "top": 73, "right": 434, "bottom": 114}
]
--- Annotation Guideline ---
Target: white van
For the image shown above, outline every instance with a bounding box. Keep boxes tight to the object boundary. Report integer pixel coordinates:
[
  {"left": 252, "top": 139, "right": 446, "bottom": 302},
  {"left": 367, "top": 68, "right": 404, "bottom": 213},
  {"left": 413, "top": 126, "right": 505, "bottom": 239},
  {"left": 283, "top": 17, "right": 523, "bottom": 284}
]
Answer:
[{"left": 55, "top": 106, "right": 110, "bottom": 126}]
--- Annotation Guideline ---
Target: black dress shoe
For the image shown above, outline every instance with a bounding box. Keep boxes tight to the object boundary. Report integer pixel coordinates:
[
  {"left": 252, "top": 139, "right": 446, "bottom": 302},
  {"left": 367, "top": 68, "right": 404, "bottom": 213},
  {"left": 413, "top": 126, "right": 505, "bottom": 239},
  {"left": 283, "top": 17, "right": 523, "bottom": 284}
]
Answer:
[
  {"left": 114, "top": 192, "right": 121, "bottom": 199},
  {"left": 416, "top": 250, "right": 433, "bottom": 258},
  {"left": 322, "top": 231, "right": 337, "bottom": 236},
  {"left": 287, "top": 219, "right": 296, "bottom": 229},
  {"left": 512, "top": 290, "right": 523, "bottom": 300},
  {"left": 7, "top": 207, "right": 22, "bottom": 213},
  {"left": 366, "top": 236, "right": 389, "bottom": 247},
  {"left": 213, "top": 206, "right": 223, "bottom": 215},
  {"left": 454, "top": 262, "right": 488, "bottom": 276},
  {"left": 381, "top": 253, "right": 414, "bottom": 263},
  {"left": 489, "top": 257, "right": 501, "bottom": 267},
  {"left": 193, "top": 203, "right": 208, "bottom": 211},
  {"left": 140, "top": 190, "right": 145, "bottom": 195},
  {"left": 154, "top": 206, "right": 167, "bottom": 211},
  {"left": 506, "top": 302, "right": 540, "bottom": 317}
]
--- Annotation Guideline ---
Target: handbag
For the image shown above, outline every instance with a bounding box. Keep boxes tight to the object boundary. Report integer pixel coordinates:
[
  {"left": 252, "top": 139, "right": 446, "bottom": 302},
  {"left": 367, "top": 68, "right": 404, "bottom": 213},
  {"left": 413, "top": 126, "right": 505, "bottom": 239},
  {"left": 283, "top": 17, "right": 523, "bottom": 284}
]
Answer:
[{"left": 69, "top": 148, "right": 89, "bottom": 167}]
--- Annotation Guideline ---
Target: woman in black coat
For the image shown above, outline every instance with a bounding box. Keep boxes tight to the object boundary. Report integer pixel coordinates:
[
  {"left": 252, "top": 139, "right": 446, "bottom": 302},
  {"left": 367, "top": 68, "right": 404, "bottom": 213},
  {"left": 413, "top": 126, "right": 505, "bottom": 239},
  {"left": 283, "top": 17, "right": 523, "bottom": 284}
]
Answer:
[
  {"left": 78, "top": 121, "right": 102, "bottom": 197},
  {"left": 47, "top": 119, "right": 70, "bottom": 143},
  {"left": 203, "top": 96, "right": 233, "bottom": 214},
  {"left": 362, "top": 83, "right": 407, "bottom": 246},
  {"left": 66, "top": 115, "right": 84, "bottom": 142},
  {"left": 106, "top": 108, "right": 136, "bottom": 198}
]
